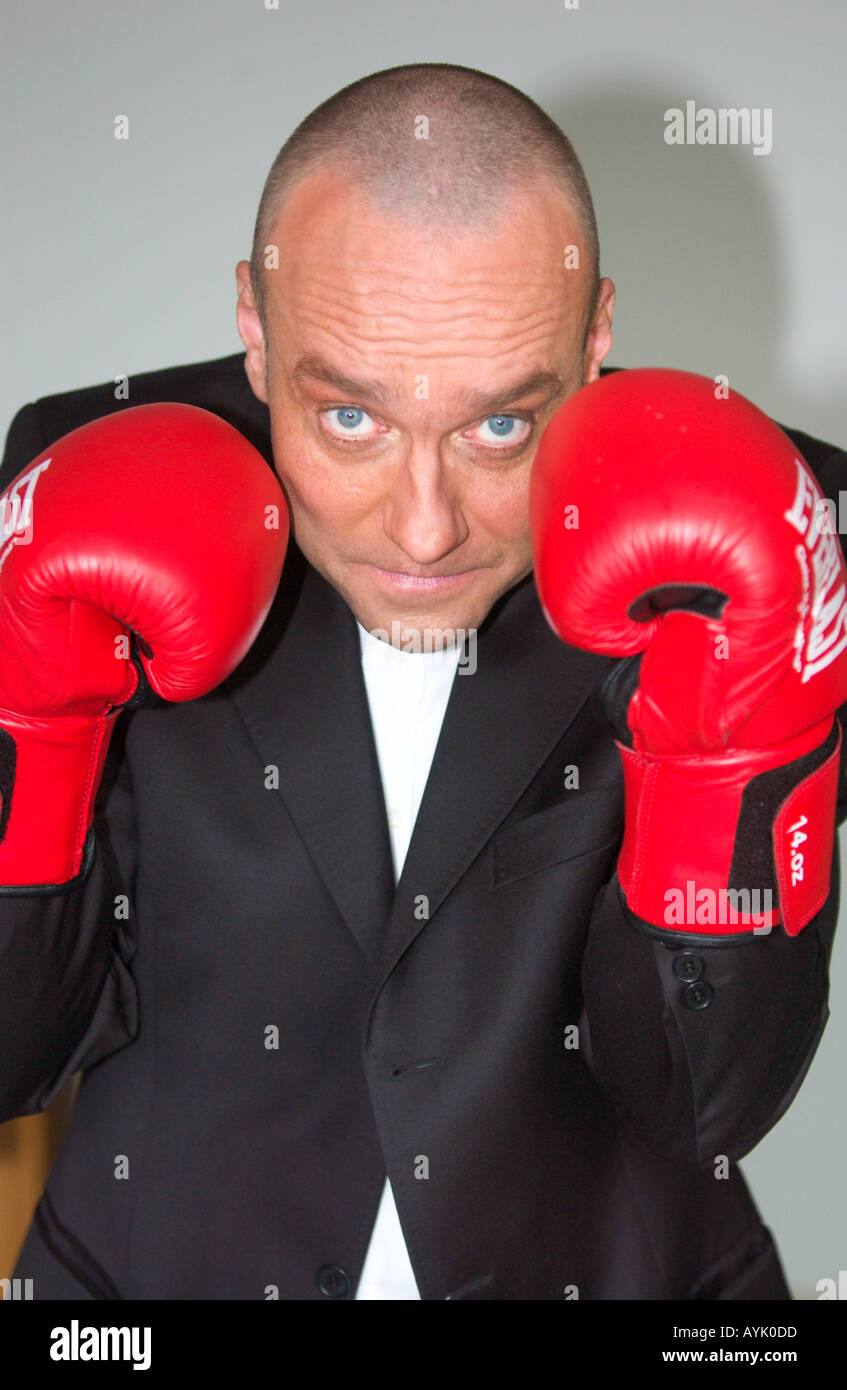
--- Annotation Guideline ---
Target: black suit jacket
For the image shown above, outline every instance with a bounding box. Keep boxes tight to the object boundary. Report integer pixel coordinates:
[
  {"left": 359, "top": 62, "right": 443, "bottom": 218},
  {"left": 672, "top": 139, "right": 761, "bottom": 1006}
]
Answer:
[{"left": 1, "top": 354, "right": 845, "bottom": 1300}]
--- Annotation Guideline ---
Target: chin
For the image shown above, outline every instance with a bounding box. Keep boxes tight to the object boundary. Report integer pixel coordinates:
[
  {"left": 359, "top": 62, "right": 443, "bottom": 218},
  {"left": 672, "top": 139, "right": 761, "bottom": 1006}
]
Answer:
[
  {"left": 311, "top": 547, "right": 525, "bottom": 639},
  {"left": 356, "top": 591, "right": 503, "bottom": 645}
]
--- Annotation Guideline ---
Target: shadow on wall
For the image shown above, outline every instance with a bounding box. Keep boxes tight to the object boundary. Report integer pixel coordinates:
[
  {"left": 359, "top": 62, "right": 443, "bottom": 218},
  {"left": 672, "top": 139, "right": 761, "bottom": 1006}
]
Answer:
[{"left": 541, "top": 80, "right": 844, "bottom": 446}]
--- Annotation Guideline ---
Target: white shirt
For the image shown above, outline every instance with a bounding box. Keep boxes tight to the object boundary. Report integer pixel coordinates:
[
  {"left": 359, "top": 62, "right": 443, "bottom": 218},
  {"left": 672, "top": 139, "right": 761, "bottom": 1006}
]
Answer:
[{"left": 354, "top": 621, "right": 462, "bottom": 1300}]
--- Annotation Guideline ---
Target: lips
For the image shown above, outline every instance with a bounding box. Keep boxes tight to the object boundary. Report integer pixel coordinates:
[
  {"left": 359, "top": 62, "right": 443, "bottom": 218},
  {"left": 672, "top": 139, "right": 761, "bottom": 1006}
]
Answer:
[{"left": 368, "top": 565, "right": 476, "bottom": 589}]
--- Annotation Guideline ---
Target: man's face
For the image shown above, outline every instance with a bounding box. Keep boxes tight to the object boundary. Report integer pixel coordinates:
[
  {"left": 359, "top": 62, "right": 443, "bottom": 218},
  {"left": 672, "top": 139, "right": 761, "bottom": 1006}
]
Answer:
[{"left": 237, "top": 166, "right": 614, "bottom": 643}]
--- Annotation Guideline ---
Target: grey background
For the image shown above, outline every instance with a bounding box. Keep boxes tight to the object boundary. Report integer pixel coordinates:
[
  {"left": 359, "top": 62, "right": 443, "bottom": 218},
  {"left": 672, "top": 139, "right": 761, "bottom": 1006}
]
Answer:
[{"left": 2, "top": 0, "right": 845, "bottom": 1298}]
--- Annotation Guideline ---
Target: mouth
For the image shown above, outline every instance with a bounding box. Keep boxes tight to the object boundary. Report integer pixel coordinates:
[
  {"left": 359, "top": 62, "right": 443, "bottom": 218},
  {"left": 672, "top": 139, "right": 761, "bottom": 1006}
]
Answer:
[{"left": 364, "top": 564, "right": 479, "bottom": 593}]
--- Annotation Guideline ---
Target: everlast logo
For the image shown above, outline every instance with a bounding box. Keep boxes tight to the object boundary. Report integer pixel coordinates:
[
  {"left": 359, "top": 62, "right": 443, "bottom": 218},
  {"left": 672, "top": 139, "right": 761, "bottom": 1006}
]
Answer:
[
  {"left": 0, "top": 458, "right": 51, "bottom": 573},
  {"left": 784, "top": 457, "right": 847, "bottom": 683}
]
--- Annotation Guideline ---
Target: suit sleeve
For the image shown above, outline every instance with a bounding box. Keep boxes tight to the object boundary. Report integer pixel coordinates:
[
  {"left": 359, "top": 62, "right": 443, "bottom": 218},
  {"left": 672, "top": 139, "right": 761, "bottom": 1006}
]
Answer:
[
  {"left": 579, "top": 432, "right": 847, "bottom": 1169},
  {"left": 0, "top": 400, "right": 140, "bottom": 1121},
  {"left": 579, "top": 859, "right": 835, "bottom": 1167}
]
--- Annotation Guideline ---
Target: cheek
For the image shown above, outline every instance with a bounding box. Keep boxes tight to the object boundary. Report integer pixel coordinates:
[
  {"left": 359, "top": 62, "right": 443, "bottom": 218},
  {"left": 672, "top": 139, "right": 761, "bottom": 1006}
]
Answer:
[
  {"left": 268, "top": 408, "right": 343, "bottom": 511},
  {"left": 272, "top": 432, "right": 380, "bottom": 533},
  {"left": 469, "top": 469, "right": 532, "bottom": 545}
]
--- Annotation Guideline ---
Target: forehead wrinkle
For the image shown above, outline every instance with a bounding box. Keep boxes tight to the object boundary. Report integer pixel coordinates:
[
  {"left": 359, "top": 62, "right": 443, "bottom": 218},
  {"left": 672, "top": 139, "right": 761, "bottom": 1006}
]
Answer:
[
  {"left": 291, "top": 266, "right": 572, "bottom": 314},
  {"left": 292, "top": 321, "right": 570, "bottom": 365},
  {"left": 278, "top": 259, "right": 583, "bottom": 347},
  {"left": 291, "top": 294, "right": 571, "bottom": 344}
]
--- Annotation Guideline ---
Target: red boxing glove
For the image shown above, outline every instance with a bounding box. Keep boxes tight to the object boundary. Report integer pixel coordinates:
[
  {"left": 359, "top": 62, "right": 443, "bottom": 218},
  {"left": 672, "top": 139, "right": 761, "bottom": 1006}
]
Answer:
[
  {"left": 530, "top": 368, "right": 847, "bottom": 941},
  {"left": 0, "top": 403, "right": 288, "bottom": 889}
]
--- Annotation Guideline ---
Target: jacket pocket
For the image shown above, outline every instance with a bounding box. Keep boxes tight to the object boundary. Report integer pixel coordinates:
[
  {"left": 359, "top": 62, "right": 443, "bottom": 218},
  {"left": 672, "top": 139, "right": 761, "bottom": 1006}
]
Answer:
[{"left": 492, "top": 781, "right": 624, "bottom": 888}]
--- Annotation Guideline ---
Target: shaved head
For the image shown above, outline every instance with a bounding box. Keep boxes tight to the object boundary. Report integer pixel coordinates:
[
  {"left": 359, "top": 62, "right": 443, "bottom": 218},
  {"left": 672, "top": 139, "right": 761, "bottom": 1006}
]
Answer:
[
  {"left": 250, "top": 62, "right": 600, "bottom": 343},
  {"left": 236, "top": 62, "right": 615, "bottom": 647}
]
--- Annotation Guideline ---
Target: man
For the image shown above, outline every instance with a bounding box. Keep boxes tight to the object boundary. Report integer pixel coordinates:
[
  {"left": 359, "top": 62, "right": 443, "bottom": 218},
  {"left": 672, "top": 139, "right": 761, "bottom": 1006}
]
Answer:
[{"left": 1, "top": 62, "right": 844, "bottom": 1300}]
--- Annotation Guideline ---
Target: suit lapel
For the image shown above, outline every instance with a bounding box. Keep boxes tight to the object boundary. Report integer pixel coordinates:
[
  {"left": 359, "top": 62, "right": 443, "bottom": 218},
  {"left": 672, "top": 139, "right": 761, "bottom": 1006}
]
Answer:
[
  {"left": 225, "top": 544, "right": 395, "bottom": 964},
  {"left": 379, "top": 575, "right": 611, "bottom": 970},
  {"left": 227, "top": 545, "right": 610, "bottom": 973}
]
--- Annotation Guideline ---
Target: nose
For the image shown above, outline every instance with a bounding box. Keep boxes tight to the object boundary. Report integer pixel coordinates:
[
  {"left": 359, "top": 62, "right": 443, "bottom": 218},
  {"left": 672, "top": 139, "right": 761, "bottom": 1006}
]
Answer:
[{"left": 381, "top": 443, "right": 469, "bottom": 566}]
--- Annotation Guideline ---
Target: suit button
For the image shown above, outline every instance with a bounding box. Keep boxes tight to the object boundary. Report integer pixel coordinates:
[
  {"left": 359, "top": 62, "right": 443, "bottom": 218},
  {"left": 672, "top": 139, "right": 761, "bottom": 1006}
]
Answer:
[
  {"left": 672, "top": 951, "right": 704, "bottom": 982},
  {"left": 682, "top": 981, "right": 715, "bottom": 1010},
  {"left": 316, "top": 1264, "right": 351, "bottom": 1298}
]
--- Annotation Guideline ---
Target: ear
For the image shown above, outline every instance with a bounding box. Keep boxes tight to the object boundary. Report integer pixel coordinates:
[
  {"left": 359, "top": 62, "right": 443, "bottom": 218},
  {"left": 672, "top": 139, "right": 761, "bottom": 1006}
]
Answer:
[
  {"left": 235, "top": 260, "right": 268, "bottom": 404},
  {"left": 583, "top": 277, "right": 616, "bottom": 385}
]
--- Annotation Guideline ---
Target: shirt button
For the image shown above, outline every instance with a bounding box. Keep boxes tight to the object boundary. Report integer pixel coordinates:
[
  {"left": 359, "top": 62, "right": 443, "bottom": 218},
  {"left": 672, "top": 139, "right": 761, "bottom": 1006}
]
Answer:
[
  {"left": 316, "top": 1264, "right": 351, "bottom": 1298},
  {"left": 387, "top": 807, "right": 402, "bottom": 830},
  {"left": 672, "top": 951, "right": 704, "bottom": 983},
  {"left": 682, "top": 981, "right": 715, "bottom": 1011}
]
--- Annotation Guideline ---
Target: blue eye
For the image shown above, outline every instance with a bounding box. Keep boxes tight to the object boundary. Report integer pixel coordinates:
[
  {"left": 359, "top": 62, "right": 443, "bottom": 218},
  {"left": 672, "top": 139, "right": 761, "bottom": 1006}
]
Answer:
[
  {"left": 475, "top": 415, "right": 531, "bottom": 448},
  {"left": 321, "top": 406, "right": 378, "bottom": 442},
  {"left": 335, "top": 408, "right": 365, "bottom": 429}
]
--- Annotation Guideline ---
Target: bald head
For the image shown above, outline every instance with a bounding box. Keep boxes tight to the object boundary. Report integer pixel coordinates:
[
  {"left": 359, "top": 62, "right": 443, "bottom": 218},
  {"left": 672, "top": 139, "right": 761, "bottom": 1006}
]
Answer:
[
  {"left": 250, "top": 62, "right": 600, "bottom": 342},
  {"left": 235, "top": 63, "right": 615, "bottom": 647}
]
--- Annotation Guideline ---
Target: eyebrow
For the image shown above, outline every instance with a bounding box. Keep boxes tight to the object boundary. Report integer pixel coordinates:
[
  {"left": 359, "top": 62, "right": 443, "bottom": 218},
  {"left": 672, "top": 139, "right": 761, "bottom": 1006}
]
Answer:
[{"left": 290, "top": 354, "right": 567, "bottom": 418}]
